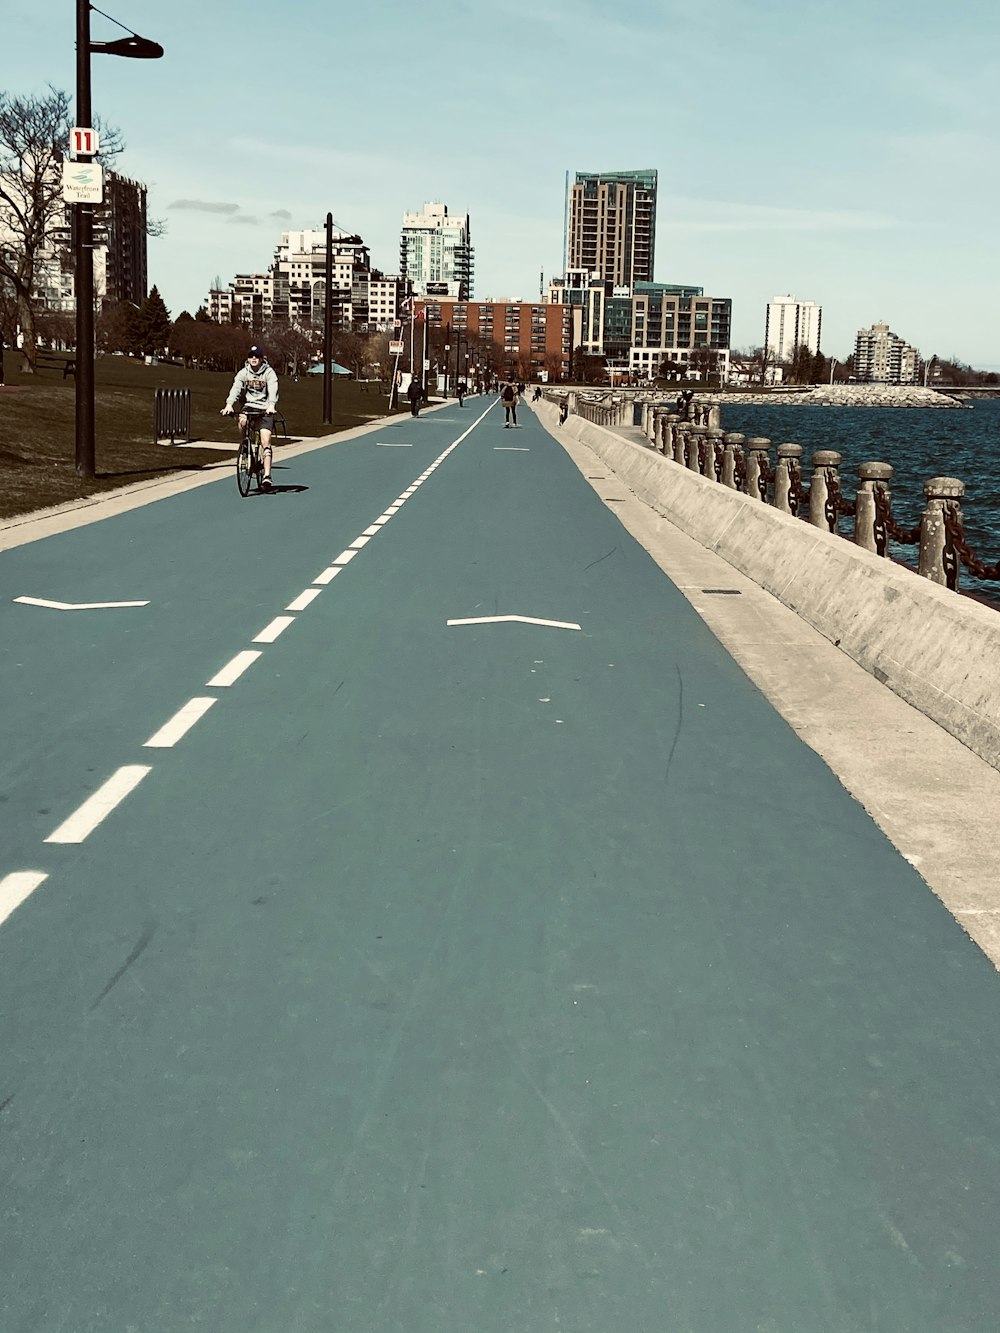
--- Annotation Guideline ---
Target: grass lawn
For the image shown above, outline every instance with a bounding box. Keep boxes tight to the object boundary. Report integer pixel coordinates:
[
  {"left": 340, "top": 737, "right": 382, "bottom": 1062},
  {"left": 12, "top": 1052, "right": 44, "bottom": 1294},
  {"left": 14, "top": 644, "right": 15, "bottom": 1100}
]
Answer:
[{"left": 0, "top": 354, "right": 402, "bottom": 521}]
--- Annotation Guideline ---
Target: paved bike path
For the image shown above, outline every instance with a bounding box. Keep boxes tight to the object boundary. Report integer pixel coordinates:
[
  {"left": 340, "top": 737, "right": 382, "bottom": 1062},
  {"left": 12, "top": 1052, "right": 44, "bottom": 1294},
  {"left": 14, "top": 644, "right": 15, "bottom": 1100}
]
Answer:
[{"left": 2, "top": 399, "right": 1000, "bottom": 1330}]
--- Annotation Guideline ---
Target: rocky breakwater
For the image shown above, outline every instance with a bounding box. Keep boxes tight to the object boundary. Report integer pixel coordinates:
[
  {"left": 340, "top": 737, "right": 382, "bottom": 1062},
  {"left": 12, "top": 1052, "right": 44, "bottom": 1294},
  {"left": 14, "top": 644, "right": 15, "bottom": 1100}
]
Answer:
[{"left": 716, "top": 384, "right": 966, "bottom": 409}]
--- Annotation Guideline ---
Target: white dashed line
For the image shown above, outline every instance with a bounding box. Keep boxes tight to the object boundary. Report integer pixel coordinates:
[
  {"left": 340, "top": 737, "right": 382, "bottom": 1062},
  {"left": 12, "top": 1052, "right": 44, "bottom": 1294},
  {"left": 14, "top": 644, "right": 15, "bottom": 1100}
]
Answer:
[
  {"left": 2, "top": 400, "right": 504, "bottom": 902},
  {"left": 45, "top": 766, "right": 152, "bottom": 844},
  {"left": 144, "top": 697, "right": 217, "bottom": 748},
  {"left": 207, "top": 650, "right": 262, "bottom": 687},
  {"left": 254, "top": 615, "right": 295, "bottom": 643},
  {"left": 0, "top": 872, "right": 48, "bottom": 926},
  {"left": 286, "top": 587, "right": 322, "bottom": 612}
]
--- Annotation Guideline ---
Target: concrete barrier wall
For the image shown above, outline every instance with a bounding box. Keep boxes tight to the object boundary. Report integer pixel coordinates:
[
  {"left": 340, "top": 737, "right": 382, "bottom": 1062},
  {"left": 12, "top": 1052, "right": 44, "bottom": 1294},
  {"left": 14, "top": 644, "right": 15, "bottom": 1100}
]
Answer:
[{"left": 541, "top": 400, "right": 1000, "bottom": 773}]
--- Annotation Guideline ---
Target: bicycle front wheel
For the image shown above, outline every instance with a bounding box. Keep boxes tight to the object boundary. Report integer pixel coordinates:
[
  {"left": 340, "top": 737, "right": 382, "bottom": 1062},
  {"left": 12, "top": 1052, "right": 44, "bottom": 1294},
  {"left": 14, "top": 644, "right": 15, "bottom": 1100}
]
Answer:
[{"left": 236, "top": 437, "right": 253, "bottom": 496}]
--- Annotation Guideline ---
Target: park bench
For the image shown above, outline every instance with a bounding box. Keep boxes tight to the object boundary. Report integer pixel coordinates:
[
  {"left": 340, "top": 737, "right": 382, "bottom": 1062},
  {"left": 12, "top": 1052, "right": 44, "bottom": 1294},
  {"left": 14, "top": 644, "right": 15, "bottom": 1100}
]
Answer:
[{"left": 35, "top": 352, "right": 76, "bottom": 378}]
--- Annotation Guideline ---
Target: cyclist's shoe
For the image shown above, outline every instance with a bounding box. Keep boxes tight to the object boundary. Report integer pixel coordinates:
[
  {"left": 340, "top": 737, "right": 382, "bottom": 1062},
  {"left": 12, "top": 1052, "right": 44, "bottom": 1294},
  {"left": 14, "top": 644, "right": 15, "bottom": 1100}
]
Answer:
[{"left": 261, "top": 475, "right": 273, "bottom": 492}]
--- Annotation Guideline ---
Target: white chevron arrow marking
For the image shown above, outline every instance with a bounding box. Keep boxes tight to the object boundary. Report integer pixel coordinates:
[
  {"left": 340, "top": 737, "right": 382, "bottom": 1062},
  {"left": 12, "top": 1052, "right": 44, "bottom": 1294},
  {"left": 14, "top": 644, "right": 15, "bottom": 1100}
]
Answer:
[
  {"left": 14, "top": 596, "right": 149, "bottom": 611},
  {"left": 446, "top": 615, "right": 581, "bottom": 631}
]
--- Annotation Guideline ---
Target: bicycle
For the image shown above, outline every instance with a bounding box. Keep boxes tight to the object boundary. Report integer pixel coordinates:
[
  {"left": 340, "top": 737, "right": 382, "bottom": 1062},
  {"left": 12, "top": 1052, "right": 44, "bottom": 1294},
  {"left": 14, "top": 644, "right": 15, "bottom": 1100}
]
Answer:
[{"left": 236, "top": 410, "right": 266, "bottom": 497}]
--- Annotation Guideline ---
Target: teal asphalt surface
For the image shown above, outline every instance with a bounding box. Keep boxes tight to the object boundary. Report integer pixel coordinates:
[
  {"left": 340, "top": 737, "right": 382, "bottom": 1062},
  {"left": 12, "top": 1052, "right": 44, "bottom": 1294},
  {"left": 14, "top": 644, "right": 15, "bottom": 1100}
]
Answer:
[{"left": 2, "top": 397, "right": 1000, "bottom": 1331}]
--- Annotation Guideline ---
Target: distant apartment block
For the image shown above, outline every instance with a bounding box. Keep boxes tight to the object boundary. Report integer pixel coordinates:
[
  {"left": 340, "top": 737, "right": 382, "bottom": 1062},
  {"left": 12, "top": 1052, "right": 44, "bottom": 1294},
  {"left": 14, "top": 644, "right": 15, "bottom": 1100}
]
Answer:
[
  {"left": 204, "top": 225, "right": 404, "bottom": 331},
  {"left": 400, "top": 202, "right": 474, "bottom": 300},
  {"left": 765, "top": 294, "right": 822, "bottom": 361},
  {"left": 549, "top": 271, "right": 731, "bottom": 379},
  {"left": 854, "top": 321, "right": 920, "bottom": 384},
  {"left": 566, "top": 169, "right": 657, "bottom": 288},
  {"left": 414, "top": 297, "right": 582, "bottom": 380}
]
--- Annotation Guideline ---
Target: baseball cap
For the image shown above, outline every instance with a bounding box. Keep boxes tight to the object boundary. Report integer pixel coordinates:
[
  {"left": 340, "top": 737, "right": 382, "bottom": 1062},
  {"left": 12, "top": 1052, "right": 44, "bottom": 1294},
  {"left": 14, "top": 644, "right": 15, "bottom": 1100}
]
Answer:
[{"left": 248, "top": 345, "right": 263, "bottom": 359}]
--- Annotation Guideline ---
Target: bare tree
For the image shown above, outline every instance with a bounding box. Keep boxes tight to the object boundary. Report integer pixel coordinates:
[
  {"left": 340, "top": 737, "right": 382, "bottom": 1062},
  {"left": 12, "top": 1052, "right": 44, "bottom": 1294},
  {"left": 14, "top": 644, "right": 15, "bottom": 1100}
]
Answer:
[{"left": 0, "top": 87, "right": 122, "bottom": 369}]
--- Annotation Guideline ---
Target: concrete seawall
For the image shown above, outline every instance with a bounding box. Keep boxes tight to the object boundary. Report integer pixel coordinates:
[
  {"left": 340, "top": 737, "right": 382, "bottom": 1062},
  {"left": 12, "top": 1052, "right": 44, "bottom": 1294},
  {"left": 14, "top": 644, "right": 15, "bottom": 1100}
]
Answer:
[{"left": 545, "top": 401, "right": 1000, "bottom": 773}]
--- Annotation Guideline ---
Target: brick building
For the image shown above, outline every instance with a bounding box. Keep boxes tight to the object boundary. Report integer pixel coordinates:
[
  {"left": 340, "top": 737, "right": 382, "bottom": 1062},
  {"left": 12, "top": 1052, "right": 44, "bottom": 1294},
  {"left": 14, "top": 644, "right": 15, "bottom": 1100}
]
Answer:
[{"left": 414, "top": 297, "right": 582, "bottom": 381}]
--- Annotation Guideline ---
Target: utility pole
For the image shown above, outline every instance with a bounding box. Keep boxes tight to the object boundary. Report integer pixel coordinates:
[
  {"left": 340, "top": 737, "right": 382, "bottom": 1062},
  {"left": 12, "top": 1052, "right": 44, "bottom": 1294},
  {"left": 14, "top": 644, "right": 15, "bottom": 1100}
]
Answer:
[{"left": 322, "top": 212, "right": 333, "bottom": 425}]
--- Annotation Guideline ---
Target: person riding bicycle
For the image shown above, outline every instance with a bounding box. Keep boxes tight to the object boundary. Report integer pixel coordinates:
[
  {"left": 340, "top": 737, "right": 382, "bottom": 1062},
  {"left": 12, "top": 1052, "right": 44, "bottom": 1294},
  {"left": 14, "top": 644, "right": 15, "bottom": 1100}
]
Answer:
[{"left": 222, "top": 345, "right": 279, "bottom": 490}]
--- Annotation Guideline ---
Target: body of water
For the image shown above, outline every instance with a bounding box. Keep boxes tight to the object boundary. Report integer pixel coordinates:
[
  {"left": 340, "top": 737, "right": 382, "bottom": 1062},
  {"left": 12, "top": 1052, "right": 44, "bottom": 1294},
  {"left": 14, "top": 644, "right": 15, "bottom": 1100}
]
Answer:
[{"left": 718, "top": 399, "right": 1000, "bottom": 606}]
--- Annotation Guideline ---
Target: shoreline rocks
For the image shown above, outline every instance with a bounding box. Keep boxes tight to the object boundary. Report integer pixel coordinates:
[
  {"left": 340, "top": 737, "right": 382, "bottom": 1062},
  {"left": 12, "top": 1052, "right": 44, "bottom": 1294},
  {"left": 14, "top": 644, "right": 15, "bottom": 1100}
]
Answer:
[{"left": 713, "top": 384, "right": 967, "bottom": 409}]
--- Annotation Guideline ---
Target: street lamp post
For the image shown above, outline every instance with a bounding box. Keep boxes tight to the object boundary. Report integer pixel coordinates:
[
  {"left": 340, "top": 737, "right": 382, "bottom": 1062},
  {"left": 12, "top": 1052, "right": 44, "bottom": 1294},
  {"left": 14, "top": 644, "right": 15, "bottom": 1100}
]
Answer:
[
  {"left": 75, "top": 0, "right": 162, "bottom": 477},
  {"left": 323, "top": 212, "right": 333, "bottom": 425}
]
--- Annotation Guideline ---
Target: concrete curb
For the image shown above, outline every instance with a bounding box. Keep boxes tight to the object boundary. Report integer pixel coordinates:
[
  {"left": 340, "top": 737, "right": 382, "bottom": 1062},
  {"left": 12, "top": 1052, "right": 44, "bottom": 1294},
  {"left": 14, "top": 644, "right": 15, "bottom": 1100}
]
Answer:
[{"left": 547, "top": 402, "right": 1000, "bottom": 774}]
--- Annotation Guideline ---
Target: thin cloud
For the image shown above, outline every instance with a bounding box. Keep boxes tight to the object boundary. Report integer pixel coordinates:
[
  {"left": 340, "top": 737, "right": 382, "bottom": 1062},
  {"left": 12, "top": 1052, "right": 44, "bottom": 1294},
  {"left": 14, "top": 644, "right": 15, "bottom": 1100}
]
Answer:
[
  {"left": 663, "top": 198, "right": 896, "bottom": 234},
  {"left": 270, "top": 209, "right": 293, "bottom": 219},
  {"left": 227, "top": 215, "right": 261, "bottom": 226},
  {"left": 168, "top": 199, "right": 240, "bottom": 214}
]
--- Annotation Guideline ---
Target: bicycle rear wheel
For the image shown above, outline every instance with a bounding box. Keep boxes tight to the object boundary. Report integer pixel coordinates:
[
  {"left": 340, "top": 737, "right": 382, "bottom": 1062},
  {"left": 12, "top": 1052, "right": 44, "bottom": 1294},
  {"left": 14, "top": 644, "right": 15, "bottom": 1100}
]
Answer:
[{"left": 236, "top": 437, "right": 253, "bottom": 496}]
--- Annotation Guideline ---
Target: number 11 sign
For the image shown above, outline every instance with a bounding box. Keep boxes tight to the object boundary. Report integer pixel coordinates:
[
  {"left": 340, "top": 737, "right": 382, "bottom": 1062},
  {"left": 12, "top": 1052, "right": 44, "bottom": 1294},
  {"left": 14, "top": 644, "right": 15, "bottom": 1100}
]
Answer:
[{"left": 70, "top": 127, "right": 100, "bottom": 158}]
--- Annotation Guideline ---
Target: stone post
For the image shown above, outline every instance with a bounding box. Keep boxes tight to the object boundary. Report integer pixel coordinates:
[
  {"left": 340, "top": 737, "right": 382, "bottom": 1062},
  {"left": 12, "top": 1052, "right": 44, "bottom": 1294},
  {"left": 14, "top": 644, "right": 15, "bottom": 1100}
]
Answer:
[
  {"left": 919, "top": 477, "right": 965, "bottom": 587},
  {"left": 673, "top": 421, "right": 687, "bottom": 466},
  {"left": 687, "top": 423, "right": 707, "bottom": 473},
  {"left": 809, "top": 450, "right": 843, "bottom": 532},
  {"left": 641, "top": 401, "right": 653, "bottom": 436},
  {"left": 707, "top": 400, "right": 722, "bottom": 431},
  {"left": 746, "top": 438, "right": 772, "bottom": 503},
  {"left": 855, "top": 462, "right": 893, "bottom": 553},
  {"left": 706, "top": 429, "right": 725, "bottom": 482},
  {"left": 651, "top": 408, "right": 666, "bottom": 450},
  {"left": 774, "top": 443, "right": 803, "bottom": 514},
  {"left": 722, "top": 433, "right": 744, "bottom": 489}
]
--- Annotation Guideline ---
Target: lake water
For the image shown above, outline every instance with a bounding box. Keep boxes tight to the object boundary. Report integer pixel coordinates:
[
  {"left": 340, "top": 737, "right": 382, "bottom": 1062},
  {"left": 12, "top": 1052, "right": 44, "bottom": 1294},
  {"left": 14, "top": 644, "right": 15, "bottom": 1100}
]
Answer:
[{"left": 717, "top": 399, "right": 1000, "bottom": 606}]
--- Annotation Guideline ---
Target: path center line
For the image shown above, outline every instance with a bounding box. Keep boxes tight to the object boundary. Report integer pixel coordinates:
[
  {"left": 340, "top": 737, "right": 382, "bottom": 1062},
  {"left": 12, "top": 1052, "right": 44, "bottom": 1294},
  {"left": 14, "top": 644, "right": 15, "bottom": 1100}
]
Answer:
[{"left": 45, "top": 766, "right": 152, "bottom": 844}]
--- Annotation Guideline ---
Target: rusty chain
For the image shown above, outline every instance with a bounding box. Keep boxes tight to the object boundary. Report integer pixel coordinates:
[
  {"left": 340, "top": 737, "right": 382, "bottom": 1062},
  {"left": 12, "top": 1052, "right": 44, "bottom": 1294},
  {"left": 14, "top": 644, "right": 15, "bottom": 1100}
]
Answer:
[
  {"left": 756, "top": 454, "right": 773, "bottom": 503},
  {"left": 873, "top": 484, "right": 921, "bottom": 545},
  {"left": 734, "top": 448, "right": 747, "bottom": 493},
  {"left": 825, "top": 473, "right": 855, "bottom": 525},
  {"left": 944, "top": 506, "right": 1000, "bottom": 580}
]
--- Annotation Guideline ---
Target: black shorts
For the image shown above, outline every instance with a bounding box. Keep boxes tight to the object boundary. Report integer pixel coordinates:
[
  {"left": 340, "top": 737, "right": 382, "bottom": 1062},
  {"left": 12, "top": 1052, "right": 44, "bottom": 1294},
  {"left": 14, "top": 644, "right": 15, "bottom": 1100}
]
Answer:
[{"left": 242, "top": 411, "right": 275, "bottom": 433}]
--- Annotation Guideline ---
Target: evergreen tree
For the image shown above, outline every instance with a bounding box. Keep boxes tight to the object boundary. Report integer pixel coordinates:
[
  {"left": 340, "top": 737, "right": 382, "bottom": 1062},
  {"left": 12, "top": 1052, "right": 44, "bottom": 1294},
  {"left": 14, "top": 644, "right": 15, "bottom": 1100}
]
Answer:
[{"left": 137, "top": 285, "right": 171, "bottom": 356}]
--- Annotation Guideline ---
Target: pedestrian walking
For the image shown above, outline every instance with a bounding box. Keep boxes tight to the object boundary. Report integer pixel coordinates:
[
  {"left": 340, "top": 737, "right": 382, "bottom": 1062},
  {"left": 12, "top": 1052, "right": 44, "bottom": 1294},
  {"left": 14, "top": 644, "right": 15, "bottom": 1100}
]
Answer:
[
  {"left": 457, "top": 380, "right": 466, "bottom": 407},
  {"left": 501, "top": 380, "right": 518, "bottom": 427},
  {"left": 407, "top": 375, "right": 423, "bottom": 417}
]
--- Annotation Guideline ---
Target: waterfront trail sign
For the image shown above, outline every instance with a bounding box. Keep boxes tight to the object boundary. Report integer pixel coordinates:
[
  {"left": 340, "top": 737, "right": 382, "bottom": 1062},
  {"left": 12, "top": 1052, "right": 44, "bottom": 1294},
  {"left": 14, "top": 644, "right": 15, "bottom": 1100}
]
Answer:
[{"left": 62, "top": 161, "right": 103, "bottom": 204}]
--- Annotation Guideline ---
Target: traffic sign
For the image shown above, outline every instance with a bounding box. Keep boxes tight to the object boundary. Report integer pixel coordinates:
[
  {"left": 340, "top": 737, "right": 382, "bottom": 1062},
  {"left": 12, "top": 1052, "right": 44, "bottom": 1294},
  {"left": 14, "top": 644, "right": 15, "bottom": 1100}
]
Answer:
[
  {"left": 70, "top": 126, "right": 99, "bottom": 159},
  {"left": 389, "top": 340, "right": 404, "bottom": 355},
  {"left": 62, "top": 161, "right": 104, "bottom": 204}
]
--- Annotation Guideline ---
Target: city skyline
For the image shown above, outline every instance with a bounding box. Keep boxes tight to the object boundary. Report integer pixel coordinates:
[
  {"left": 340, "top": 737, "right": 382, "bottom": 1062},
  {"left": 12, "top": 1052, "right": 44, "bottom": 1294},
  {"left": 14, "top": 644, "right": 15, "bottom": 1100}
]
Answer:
[{"left": 4, "top": 0, "right": 998, "bottom": 366}]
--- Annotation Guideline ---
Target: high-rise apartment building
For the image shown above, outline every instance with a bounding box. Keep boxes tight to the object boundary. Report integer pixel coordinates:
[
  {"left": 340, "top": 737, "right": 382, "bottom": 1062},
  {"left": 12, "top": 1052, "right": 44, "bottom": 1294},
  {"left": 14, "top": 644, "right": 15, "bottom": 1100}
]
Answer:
[
  {"left": 399, "top": 202, "right": 474, "bottom": 300},
  {"left": 854, "top": 321, "right": 920, "bottom": 384},
  {"left": 566, "top": 170, "right": 657, "bottom": 289},
  {"left": 764, "top": 294, "right": 822, "bottom": 361},
  {"left": 0, "top": 166, "right": 147, "bottom": 314}
]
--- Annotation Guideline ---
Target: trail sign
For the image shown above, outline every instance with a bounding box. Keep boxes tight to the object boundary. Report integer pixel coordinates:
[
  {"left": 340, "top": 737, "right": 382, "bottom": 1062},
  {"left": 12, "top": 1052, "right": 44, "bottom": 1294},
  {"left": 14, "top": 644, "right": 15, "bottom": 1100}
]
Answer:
[
  {"left": 62, "top": 161, "right": 104, "bottom": 204},
  {"left": 389, "top": 340, "right": 404, "bottom": 355},
  {"left": 70, "top": 126, "right": 99, "bottom": 158}
]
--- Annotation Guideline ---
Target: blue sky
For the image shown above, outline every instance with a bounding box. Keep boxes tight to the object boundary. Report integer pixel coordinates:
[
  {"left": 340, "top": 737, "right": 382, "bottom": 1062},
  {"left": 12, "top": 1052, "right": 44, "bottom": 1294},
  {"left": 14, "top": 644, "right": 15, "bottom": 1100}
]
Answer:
[{"left": 7, "top": 0, "right": 999, "bottom": 364}]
